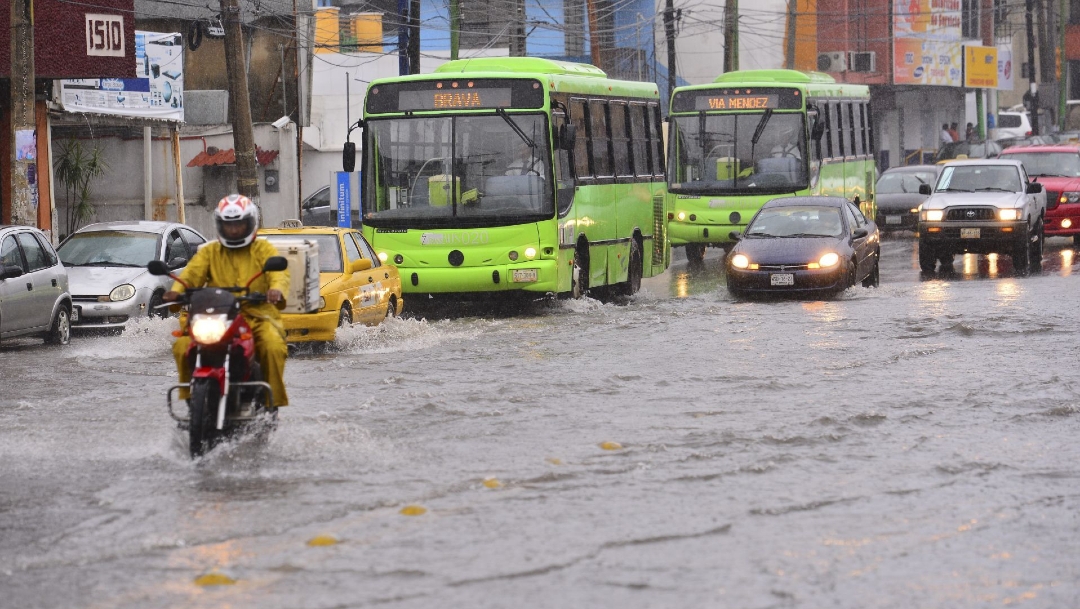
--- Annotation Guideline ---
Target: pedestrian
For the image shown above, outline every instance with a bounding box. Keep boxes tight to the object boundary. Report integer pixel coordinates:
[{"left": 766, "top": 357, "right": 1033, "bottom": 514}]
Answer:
[
  {"left": 965, "top": 122, "right": 976, "bottom": 141},
  {"left": 940, "top": 123, "right": 953, "bottom": 144},
  {"left": 948, "top": 122, "right": 960, "bottom": 143}
]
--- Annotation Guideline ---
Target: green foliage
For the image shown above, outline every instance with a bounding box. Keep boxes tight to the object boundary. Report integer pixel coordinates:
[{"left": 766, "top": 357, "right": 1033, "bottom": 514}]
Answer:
[{"left": 54, "top": 139, "right": 108, "bottom": 236}]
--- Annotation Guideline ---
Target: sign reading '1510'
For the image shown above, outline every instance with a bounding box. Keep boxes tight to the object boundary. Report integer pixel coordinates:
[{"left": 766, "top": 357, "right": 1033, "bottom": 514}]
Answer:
[
  {"left": 672, "top": 88, "right": 804, "bottom": 112},
  {"left": 86, "top": 14, "right": 125, "bottom": 57}
]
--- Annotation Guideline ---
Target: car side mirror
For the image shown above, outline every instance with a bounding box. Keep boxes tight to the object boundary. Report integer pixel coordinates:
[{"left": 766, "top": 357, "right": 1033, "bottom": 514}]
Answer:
[
  {"left": 147, "top": 260, "right": 170, "bottom": 276},
  {"left": 350, "top": 258, "right": 373, "bottom": 273},
  {"left": 263, "top": 256, "right": 288, "bottom": 272},
  {"left": 919, "top": 184, "right": 932, "bottom": 195},
  {"left": 343, "top": 141, "right": 357, "bottom": 173},
  {"left": 1026, "top": 182, "right": 1043, "bottom": 194},
  {"left": 167, "top": 256, "right": 188, "bottom": 269},
  {"left": 728, "top": 230, "right": 742, "bottom": 241},
  {"left": 558, "top": 123, "right": 577, "bottom": 150},
  {"left": 852, "top": 228, "right": 869, "bottom": 240},
  {"left": 0, "top": 264, "right": 23, "bottom": 280}
]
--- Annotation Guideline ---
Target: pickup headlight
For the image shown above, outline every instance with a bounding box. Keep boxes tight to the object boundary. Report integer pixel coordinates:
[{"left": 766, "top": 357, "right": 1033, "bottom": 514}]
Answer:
[
  {"left": 998, "top": 208, "right": 1020, "bottom": 221},
  {"left": 1059, "top": 192, "right": 1080, "bottom": 205},
  {"left": 924, "top": 210, "right": 944, "bottom": 222}
]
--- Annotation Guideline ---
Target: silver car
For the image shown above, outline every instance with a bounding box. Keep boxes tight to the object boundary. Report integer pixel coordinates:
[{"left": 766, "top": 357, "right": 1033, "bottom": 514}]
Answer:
[
  {"left": 0, "top": 225, "right": 72, "bottom": 345},
  {"left": 57, "top": 221, "right": 207, "bottom": 331}
]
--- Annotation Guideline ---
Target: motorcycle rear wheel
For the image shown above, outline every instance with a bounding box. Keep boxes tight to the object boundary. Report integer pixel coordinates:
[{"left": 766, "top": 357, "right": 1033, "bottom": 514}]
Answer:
[{"left": 188, "top": 378, "right": 221, "bottom": 458}]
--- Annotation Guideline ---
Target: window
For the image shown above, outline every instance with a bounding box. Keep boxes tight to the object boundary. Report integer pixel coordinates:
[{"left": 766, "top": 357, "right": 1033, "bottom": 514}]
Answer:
[
  {"left": 589, "top": 100, "right": 612, "bottom": 177},
  {"left": 351, "top": 233, "right": 380, "bottom": 265},
  {"left": 841, "top": 202, "right": 858, "bottom": 232},
  {"left": 845, "top": 102, "right": 858, "bottom": 157},
  {"left": 849, "top": 103, "right": 863, "bottom": 156},
  {"left": 629, "top": 103, "right": 648, "bottom": 176},
  {"left": 847, "top": 201, "right": 867, "bottom": 227},
  {"left": 179, "top": 228, "right": 206, "bottom": 257},
  {"left": 553, "top": 110, "right": 576, "bottom": 216},
  {"left": 31, "top": 233, "right": 58, "bottom": 267},
  {"left": 0, "top": 235, "right": 25, "bottom": 271},
  {"left": 16, "top": 232, "right": 49, "bottom": 272},
  {"left": 571, "top": 98, "right": 591, "bottom": 178},
  {"left": 648, "top": 104, "right": 665, "bottom": 176},
  {"left": 610, "top": 102, "right": 632, "bottom": 177},
  {"left": 823, "top": 102, "right": 835, "bottom": 159},
  {"left": 834, "top": 103, "right": 847, "bottom": 158},
  {"left": 962, "top": 0, "right": 980, "bottom": 39},
  {"left": 164, "top": 230, "right": 186, "bottom": 263},
  {"left": 343, "top": 233, "right": 363, "bottom": 264}
]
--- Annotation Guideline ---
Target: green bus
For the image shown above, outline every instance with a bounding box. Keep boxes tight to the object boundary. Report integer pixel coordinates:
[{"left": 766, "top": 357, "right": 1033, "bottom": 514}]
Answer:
[
  {"left": 666, "top": 69, "right": 877, "bottom": 265},
  {"left": 351, "top": 57, "right": 669, "bottom": 303}
]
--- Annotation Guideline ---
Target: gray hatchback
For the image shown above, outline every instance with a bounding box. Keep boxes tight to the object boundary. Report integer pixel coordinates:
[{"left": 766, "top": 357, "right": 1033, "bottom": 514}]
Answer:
[{"left": 0, "top": 225, "right": 72, "bottom": 345}]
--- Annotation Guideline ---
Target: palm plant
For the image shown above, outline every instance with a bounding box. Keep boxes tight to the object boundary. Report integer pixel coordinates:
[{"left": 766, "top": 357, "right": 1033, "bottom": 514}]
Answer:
[{"left": 54, "top": 139, "right": 108, "bottom": 236}]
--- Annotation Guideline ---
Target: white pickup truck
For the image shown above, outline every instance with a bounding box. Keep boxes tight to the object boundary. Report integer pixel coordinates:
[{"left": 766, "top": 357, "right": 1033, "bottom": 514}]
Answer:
[{"left": 917, "top": 159, "right": 1046, "bottom": 276}]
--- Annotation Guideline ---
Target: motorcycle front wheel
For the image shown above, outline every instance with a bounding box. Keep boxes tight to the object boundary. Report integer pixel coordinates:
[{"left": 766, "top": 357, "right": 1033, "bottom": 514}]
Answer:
[{"left": 188, "top": 378, "right": 221, "bottom": 458}]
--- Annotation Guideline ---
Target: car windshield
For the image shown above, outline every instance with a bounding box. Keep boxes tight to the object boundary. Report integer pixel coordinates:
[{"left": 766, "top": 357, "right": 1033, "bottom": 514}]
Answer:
[
  {"left": 57, "top": 230, "right": 158, "bottom": 267},
  {"left": 877, "top": 172, "right": 934, "bottom": 194},
  {"left": 668, "top": 112, "right": 808, "bottom": 194},
  {"left": 262, "top": 234, "right": 343, "bottom": 273},
  {"left": 362, "top": 114, "right": 554, "bottom": 227},
  {"left": 937, "top": 165, "right": 1022, "bottom": 192},
  {"left": 1001, "top": 152, "right": 1080, "bottom": 177},
  {"left": 745, "top": 206, "right": 844, "bottom": 238}
]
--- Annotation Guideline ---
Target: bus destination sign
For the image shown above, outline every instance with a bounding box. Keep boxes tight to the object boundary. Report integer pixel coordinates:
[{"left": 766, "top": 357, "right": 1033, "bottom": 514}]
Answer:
[
  {"left": 672, "top": 87, "right": 803, "bottom": 113},
  {"left": 367, "top": 79, "right": 546, "bottom": 113}
]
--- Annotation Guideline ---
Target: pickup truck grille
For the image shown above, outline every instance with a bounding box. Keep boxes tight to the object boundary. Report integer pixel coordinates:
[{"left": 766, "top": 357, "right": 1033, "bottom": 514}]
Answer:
[
  {"left": 945, "top": 207, "right": 997, "bottom": 221},
  {"left": 1044, "top": 189, "right": 1060, "bottom": 210}
]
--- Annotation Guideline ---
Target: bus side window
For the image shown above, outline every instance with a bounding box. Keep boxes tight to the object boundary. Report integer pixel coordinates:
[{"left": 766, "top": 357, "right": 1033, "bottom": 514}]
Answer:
[
  {"left": 554, "top": 111, "right": 575, "bottom": 217},
  {"left": 847, "top": 102, "right": 860, "bottom": 157},
  {"left": 648, "top": 103, "right": 665, "bottom": 177},
  {"left": 823, "top": 102, "right": 834, "bottom": 160},
  {"left": 610, "top": 101, "right": 632, "bottom": 179},
  {"left": 590, "top": 99, "right": 612, "bottom": 177},
  {"left": 865, "top": 101, "right": 876, "bottom": 155},
  {"left": 571, "top": 98, "right": 592, "bottom": 179},
  {"left": 629, "top": 103, "right": 648, "bottom": 177}
]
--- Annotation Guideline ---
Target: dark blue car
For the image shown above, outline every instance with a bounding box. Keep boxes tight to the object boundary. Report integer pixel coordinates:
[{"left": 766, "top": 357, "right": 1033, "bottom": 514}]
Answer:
[{"left": 726, "top": 196, "right": 880, "bottom": 298}]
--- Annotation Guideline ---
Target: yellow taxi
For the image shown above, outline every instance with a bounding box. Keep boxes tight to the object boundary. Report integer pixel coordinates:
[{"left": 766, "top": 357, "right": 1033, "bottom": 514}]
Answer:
[{"left": 260, "top": 224, "right": 403, "bottom": 343}]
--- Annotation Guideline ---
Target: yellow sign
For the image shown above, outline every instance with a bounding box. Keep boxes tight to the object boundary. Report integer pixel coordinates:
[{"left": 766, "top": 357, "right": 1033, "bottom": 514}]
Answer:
[{"left": 964, "top": 45, "right": 998, "bottom": 88}]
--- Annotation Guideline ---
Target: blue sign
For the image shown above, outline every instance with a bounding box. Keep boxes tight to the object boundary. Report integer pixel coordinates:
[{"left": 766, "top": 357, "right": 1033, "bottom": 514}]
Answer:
[{"left": 335, "top": 172, "right": 351, "bottom": 228}]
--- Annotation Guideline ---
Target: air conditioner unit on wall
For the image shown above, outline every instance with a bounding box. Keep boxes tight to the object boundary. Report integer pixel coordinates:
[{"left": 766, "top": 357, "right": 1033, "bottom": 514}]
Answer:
[
  {"left": 817, "top": 51, "right": 847, "bottom": 72},
  {"left": 849, "top": 51, "right": 876, "bottom": 73}
]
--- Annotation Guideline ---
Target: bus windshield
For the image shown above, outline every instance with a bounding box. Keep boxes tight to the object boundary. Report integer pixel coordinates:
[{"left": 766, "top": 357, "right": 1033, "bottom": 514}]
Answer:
[
  {"left": 363, "top": 114, "right": 554, "bottom": 227},
  {"left": 669, "top": 112, "right": 808, "bottom": 194}
]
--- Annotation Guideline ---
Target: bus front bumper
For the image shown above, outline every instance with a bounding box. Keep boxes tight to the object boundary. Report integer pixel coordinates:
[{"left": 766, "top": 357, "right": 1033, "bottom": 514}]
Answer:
[
  {"left": 668, "top": 220, "right": 744, "bottom": 246},
  {"left": 400, "top": 259, "right": 560, "bottom": 294}
]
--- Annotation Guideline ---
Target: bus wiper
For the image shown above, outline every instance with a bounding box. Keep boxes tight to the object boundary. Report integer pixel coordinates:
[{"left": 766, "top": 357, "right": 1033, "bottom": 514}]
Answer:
[
  {"left": 495, "top": 108, "right": 535, "bottom": 148},
  {"left": 750, "top": 109, "right": 773, "bottom": 146}
]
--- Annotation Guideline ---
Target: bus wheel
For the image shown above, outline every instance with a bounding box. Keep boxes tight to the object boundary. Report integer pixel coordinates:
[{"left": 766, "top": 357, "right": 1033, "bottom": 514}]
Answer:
[
  {"left": 571, "top": 248, "right": 589, "bottom": 299},
  {"left": 685, "top": 243, "right": 706, "bottom": 267},
  {"left": 618, "top": 238, "right": 643, "bottom": 296}
]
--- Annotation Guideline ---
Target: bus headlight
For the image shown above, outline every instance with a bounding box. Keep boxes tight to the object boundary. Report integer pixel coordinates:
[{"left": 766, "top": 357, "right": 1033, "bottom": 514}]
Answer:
[
  {"left": 190, "top": 314, "right": 229, "bottom": 344},
  {"left": 677, "top": 211, "right": 687, "bottom": 221},
  {"left": 998, "top": 208, "right": 1020, "bottom": 221},
  {"left": 924, "top": 210, "right": 944, "bottom": 222},
  {"left": 378, "top": 252, "right": 388, "bottom": 262},
  {"left": 109, "top": 284, "right": 136, "bottom": 301},
  {"left": 818, "top": 252, "right": 840, "bottom": 268},
  {"left": 524, "top": 247, "right": 537, "bottom": 259},
  {"left": 730, "top": 254, "right": 750, "bottom": 269}
]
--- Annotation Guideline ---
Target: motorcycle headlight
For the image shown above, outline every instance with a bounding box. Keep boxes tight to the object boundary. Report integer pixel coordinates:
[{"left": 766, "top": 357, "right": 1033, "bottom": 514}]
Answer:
[
  {"left": 190, "top": 314, "right": 229, "bottom": 344},
  {"left": 109, "top": 284, "right": 136, "bottom": 301}
]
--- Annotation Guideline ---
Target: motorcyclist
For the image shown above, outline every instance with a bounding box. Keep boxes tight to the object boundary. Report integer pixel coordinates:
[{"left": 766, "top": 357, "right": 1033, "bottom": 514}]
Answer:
[{"left": 164, "top": 194, "right": 291, "bottom": 408}]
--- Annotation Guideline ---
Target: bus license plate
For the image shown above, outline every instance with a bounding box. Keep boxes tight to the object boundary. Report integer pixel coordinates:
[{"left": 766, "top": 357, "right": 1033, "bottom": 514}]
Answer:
[
  {"left": 512, "top": 269, "right": 538, "bottom": 283},
  {"left": 770, "top": 273, "right": 794, "bottom": 286},
  {"left": 960, "top": 228, "right": 980, "bottom": 239},
  {"left": 886, "top": 215, "right": 902, "bottom": 225}
]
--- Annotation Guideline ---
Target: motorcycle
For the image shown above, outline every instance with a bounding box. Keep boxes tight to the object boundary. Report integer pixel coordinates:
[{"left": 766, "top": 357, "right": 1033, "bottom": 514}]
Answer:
[{"left": 147, "top": 256, "right": 288, "bottom": 458}]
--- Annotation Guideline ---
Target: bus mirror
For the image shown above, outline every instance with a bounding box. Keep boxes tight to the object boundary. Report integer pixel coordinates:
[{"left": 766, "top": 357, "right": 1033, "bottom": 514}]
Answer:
[
  {"left": 558, "top": 124, "right": 577, "bottom": 150},
  {"left": 343, "top": 141, "right": 357, "bottom": 173}
]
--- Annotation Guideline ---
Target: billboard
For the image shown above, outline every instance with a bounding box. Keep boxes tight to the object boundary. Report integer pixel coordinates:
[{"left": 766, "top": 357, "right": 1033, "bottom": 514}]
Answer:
[
  {"left": 58, "top": 31, "right": 184, "bottom": 121},
  {"left": 964, "top": 45, "right": 998, "bottom": 88},
  {"left": 893, "top": 38, "right": 963, "bottom": 86},
  {"left": 997, "top": 45, "right": 1014, "bottom": 91},
  {"left": 893, "top": 0, "right": 962, "bottom": 41}
]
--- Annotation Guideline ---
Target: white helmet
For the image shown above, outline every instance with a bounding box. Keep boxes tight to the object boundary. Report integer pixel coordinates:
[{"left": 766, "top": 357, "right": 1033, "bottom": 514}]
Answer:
[{"left": 214, "top": 194, "right": 259, "bottom": 248}]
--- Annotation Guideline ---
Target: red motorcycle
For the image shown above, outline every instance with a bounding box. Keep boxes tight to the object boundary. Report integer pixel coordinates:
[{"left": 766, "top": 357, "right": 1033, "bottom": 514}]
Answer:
[{"left": 148, "top": 256, "right": 287, "bottom": 458}]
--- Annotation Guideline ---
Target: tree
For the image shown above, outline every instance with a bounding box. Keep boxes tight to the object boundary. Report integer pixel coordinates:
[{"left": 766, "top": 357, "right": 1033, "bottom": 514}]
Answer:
[{"left": 54, "top": 139, "right": 108, "bottom": 237}]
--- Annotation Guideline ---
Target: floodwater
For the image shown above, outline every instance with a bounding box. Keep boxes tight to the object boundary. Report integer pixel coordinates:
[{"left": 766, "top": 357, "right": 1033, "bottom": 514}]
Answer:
[{"left": 2, "top": 235, "right": 1079, "bottom": 608}]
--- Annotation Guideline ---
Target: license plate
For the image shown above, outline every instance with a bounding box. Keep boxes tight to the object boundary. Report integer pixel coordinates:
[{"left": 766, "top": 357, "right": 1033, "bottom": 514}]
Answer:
[
  {"left": 71, "top": 306, "right": 80, "bottom": 322},
  {"left": 886, "top": 215, "right": 902, "bottom": 225},
  {"left": 960, "top": 228, "right": 981, "bottom": 239},
  {"left": 512, "top": 269, "right": 538, "bottom": 283},
  {"left": 770, "top": 273, "right": 794, "bottom": 286}
]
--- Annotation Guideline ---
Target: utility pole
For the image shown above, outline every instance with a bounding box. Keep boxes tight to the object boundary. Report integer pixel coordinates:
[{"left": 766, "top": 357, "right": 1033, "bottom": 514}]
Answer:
[
  {"left": 1025, "top": 0, "right": 1039, "bottom": 135},
  {"left": 398, "top": 0, "right": 408, "bottom": 75},
  {"left": 785, "top": 0, "right": 797, "bottom": 69},
  {"left": 408, "top": 0, "right": 420, "bottom": 73},
  {"left": 10, "top": 0, "right": 36, "bottom": 226},
  {"left": 723, "top": 0, "right": 739, "bottom": 73},
  {"left": 450, "top": 0, "right": 460, "bottom": 60},
  {"left": 663, "top": 0, "right": 677, "bottom": 103},
  {"left": 1060, "top": 0, "right": 1067, "bottom": 130},
  {"left": 587, "top": 0, "right": 602, "bottom": 68},
  {"left": 221, "top": 0, "right": 259, "bottom": 200},
  {"left": 511, "top": 0, "right": 526, "bottom": 56}
]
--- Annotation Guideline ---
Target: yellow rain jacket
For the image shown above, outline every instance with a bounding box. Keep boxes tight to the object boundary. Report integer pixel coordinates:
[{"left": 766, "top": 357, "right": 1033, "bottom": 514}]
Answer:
[{"left": 171, "top": 238, "right": 291, "bottom": 407}]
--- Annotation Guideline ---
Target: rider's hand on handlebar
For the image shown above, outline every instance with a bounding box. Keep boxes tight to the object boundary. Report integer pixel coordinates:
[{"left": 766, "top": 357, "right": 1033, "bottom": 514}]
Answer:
[
  {"left": 267, "top": 289, "right": 283, "bottom": 304},
  {"left": 163, "top": 290, "right": 181, "bottom": 302}
]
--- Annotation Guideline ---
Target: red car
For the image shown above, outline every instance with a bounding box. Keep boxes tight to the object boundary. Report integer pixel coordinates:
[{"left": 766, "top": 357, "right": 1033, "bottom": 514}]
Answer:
[{"left": 999, "top": 145, "right": 1080, "bottom": 245}]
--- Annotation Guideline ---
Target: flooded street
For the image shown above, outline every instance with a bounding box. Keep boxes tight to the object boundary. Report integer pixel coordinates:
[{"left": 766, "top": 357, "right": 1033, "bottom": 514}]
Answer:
[{"left": 2, "top": 235, "right": 1079, "bottom": 608}]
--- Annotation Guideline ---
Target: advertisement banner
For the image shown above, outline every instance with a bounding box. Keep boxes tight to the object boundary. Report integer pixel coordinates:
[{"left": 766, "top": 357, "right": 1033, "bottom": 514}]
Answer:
[
  {"left": 964, "top": 45, "right": 998, "bottom": 88},
  {"left": 997, "top": 45, "right": 1014, "bottom": 91},
  {"left": 893, "top": 0, "right": 962, "bottom": 41},
  {"left": 335, "top": 172, "right": 352, "bottom": 228},
  {"left": 58, "top": 31, "right": 184, "bottom": 121},
  {"left": 893, "top": 38, "right": 963, "bottom": 86}
]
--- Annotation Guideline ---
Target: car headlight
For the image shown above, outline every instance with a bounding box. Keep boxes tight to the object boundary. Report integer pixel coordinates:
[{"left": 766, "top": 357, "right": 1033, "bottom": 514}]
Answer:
[
  {"left": 109, "top": 284, "right": 136, "bottom": 301},
  {"left": 924, "top": 210, "right": 944, "bottom": 222},
  {"left": 818, "top": 252, "right": 840, "bottom": 268},
  {"left": 190, "top": 314, "right": 229, "bottom": 344},
  {"left": 998, "top": 208, "right": 1020, "bottom": 221},
  {"left": 730, "top": 254, "right": 750, "bottom": 269},
  {"left": 1060, "top": 191, "right": 1080, "bottom": 204}
]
